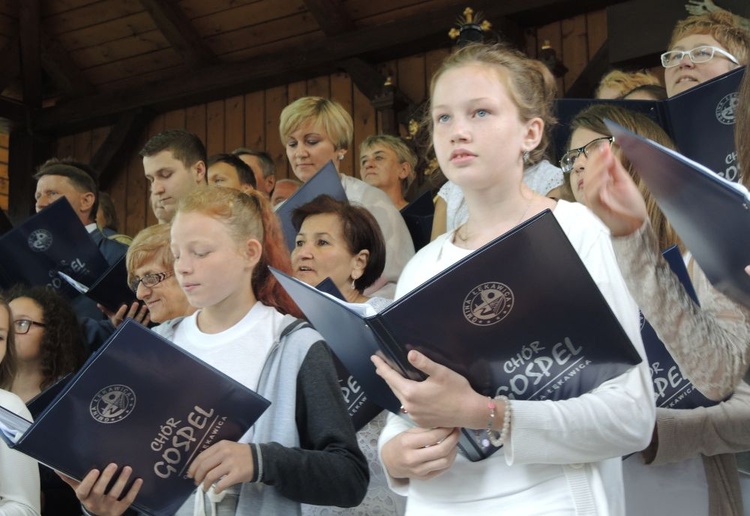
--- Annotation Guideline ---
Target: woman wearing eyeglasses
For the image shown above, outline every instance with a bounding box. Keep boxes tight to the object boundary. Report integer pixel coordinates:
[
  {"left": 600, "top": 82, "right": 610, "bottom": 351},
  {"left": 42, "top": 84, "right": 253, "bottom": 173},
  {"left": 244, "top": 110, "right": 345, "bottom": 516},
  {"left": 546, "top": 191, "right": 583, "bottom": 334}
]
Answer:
[
  {"left": 125, "top": 223, "right": 195, "bottom": 325},
  {"left": 567, "top": 103, "right": 750, "bottom": 516},
  {"left": 0, "top": 296, "right": 41, "bottom": 515},
  {"left": 6, "top": 285, "right": 85, "bottom": 516},
  {"left": 662, "top": 11, "right": 748, "bottom": 98}
]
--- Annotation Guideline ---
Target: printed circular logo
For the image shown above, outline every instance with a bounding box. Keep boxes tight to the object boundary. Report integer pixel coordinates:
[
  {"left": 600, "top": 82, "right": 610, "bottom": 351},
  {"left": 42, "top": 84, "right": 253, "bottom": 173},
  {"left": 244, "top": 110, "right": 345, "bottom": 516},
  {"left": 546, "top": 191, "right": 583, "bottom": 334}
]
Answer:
[
  {"left": 462, "top": 282, "right": 514, "bottom": 326},
  {"left": 89, "top": 385, "right": 136, "bottom": 424},
  {"left": 715, "top": 92, "right": 737, "bottom": 125},
  {"left": 27, "top": 229, "right": 53, "bottom": 252}
]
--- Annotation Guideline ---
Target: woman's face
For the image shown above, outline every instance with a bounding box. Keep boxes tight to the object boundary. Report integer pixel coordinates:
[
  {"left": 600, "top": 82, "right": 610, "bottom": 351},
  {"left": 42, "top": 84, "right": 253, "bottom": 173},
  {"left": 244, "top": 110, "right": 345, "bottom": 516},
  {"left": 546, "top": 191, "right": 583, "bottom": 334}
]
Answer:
[
  {"left": 431, "top": 64, "right": 534, "bottom": 191},
  {"left": 0, "top": 306, "right": 9, "bottom": 365},
  {"left": 9, "top": 297, "right": 44, "bottom": 363},
  {"left": 665, "top": 34, "right": 739, "bottom": 97},
  {"left": 291, "top": 213, "right": 365, "bottom": 293},
  {"left": 285, "top": 122, "right": 342, "bottom": 182},
  {"left": 359, "top": 144, "right": 408, "bottom": 191},
  {"left": 171, "top": 211, "right": 258, "bottom": 310},
  {"left": 132, "top": 255, "right": 192, "bottom": 323}
]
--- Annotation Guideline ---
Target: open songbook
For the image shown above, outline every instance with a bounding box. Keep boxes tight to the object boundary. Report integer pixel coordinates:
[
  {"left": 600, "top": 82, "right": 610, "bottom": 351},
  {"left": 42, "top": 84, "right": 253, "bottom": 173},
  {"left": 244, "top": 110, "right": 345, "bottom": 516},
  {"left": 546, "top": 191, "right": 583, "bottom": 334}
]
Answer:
[
  {"left": 606, "top": 119, "right": 750, "bottom": 308},
  {"left": 272, "top": 209, "right": 643, "bottom": 461},
  {"left": 0, "top": 320, "right": 270, "bottom": 516}
]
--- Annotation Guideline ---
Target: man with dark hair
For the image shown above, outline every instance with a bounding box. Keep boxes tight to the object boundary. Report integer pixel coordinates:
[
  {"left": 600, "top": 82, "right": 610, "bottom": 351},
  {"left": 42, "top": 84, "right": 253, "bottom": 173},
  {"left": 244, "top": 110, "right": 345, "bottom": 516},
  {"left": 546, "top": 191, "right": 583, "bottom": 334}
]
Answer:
[
  {"left": 34, "top": 162, "right": 131, "bottom": 351},
  {"left": 140, "top": 129, "right": 208, "bottom": 223},
  {"left": 232, "top": 147, "right": 276, "bottom": 197},
  {"left": 207, "top": 153, "right": 257, "bottom": 194}
]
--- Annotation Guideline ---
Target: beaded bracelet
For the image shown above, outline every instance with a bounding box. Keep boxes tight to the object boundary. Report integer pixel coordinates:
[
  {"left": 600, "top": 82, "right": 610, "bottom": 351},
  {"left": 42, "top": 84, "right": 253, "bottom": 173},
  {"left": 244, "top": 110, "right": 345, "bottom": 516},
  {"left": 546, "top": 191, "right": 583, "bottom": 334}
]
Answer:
[{"left": 489, "top": 395, "right": 511, "bottom": 447}]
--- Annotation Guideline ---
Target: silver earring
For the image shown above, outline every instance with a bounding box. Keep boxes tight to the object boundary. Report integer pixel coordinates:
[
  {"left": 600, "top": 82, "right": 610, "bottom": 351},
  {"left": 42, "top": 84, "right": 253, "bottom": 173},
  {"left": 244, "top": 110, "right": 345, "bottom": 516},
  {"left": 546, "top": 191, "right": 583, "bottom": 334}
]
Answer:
[
  {"left": 523, "top": 151, "right": 530, "bottom": 165},
  {"left": 351, "top": 279, "right": 356, "bottom": 290},
  {"left": 338, "top": 153, "right": 345, "bottom": 161}
]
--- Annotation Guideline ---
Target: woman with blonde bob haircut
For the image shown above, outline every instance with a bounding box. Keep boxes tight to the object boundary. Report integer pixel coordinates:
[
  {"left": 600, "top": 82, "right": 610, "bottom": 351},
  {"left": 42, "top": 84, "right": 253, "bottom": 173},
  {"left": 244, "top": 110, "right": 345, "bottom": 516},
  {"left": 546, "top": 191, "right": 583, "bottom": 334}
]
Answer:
[{"left": 279, "top": 96, "right": 414, "bottom": 298}]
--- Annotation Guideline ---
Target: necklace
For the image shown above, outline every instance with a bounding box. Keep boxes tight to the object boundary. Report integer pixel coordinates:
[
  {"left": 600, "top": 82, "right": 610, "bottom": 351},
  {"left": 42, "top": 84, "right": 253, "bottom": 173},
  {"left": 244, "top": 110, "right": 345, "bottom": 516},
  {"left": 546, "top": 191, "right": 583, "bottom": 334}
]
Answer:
[{"left": 455, "top": 197, "right": 534, "bottom": 245}]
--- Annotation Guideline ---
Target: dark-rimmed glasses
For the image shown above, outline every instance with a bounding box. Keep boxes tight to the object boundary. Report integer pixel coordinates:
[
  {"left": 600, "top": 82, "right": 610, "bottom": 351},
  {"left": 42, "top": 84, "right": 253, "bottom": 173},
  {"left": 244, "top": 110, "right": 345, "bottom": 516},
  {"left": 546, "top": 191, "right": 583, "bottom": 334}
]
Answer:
[
  {"left": 661, "top": 46, "right": 739, "bottom": 69},
  {"left": 129, "top": 271, "right": 173, "bottom": 293},
  {"left": 14, "top": 319, "right": 46, "bottom": 335},
  {"left": 559, "top": 136, "right": 615, "bottom": 173}
]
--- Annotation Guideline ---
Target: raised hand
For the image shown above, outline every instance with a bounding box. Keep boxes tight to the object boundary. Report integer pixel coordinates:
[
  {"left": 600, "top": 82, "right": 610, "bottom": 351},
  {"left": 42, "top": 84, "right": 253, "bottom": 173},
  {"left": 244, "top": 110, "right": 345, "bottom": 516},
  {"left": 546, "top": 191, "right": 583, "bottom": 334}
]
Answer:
[
  {"left": 99, "top": 301, "right": 150, "bottom": 328},
  {"left": 58, "top": 464, "right": 142, "bottom": 516},
  {"left": 583, "top": 145, "right": 649, "bottom": 237},
  {"left": 685, "top": 0, "right": 719, "bottom": 16},
  {"left": 380, "top": 426, "right": 460, "bottom": 481}
]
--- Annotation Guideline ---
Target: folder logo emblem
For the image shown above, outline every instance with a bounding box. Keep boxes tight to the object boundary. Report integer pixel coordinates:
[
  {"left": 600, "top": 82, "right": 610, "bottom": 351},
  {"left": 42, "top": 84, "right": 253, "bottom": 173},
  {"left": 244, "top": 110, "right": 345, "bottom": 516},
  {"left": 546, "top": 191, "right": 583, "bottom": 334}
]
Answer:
[
  {"left": 715, "top": 92, "right": 737, "bottom": 125},
  {"left": 462, "top": 282, "right": 514, "bottom": 326},
  {"left": 27, "top": 229, "right": 53, "bottom": 252},
  {"left": 89, "top": 384, "right": 137, "bottom": 424}
]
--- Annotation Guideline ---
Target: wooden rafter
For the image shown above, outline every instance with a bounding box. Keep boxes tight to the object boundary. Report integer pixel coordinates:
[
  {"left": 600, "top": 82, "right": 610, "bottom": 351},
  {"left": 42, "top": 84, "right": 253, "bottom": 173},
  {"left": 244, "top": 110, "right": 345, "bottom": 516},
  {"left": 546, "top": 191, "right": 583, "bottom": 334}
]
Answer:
[
  {"left": 0, "top": 34, "right": 20, "bottom": 96},
  {"left": 34, "top": 0, "right": 628, "bottom": 134},
  {"left": 91, "top": 108, "right": 155, "bottom": 190},
  {"left": 41, "top": 33, "right": 96, "bottom": 99},
  {"left": 19, "top": 0, "right": 41, "bottom": 109},
  {"left": 302, "top": 0, "right": 354, "bottom": 36},
  {"left": 138, "top": 0, "right": 217, "bottom": 70}
]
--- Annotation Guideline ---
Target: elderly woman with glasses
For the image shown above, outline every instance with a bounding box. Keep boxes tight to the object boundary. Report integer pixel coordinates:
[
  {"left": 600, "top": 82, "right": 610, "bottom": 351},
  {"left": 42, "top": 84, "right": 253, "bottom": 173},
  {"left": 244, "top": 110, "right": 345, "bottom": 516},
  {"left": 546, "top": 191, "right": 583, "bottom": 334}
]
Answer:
[
  {"left": 662, "top": 10, "right": 748, "bottom": 98},
  {"left": 125, "top": 223, "right": 194, "bottom": 325}
]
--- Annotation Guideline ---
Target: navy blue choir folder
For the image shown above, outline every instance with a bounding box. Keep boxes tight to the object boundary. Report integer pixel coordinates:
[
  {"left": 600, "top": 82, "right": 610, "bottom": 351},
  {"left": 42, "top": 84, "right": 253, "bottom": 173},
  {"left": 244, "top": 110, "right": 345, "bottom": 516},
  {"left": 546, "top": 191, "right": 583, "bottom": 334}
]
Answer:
[
  {"left": 0, "top": 320, "right": 271, "bottom": 516},
  {"left": 606, "top": 119, "right": 750, "bottom": 308},
  {"left": 275, "top": 160, "right": 347, "bottom": 250},
  {"left": 314, "top": 278, "right": 383, "bottom": 431},
  {"left": 59, "top": 254, "right": 139, "bottom": 313},
  {"left": 0, "top": 197, "right": 110, "bottom": 298},
  {"left": 272, "top": 209, "right": 642, "bottom": 461},
  {"left": 555, "top": 66, "right": 744, "bottom": 179},
  {"left": 640, "top": 246, "right": 721, "bottom": 409},
  {"left": 400, "top": 190, "right": 435, "bottom": 252}
]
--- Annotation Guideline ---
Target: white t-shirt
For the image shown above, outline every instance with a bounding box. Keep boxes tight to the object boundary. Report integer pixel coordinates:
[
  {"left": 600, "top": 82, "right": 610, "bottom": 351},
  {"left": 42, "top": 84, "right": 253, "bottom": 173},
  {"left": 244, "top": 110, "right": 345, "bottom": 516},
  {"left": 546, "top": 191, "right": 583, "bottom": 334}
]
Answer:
[{"left": 172, "top": 302, "right": 283, "bottom": 443}]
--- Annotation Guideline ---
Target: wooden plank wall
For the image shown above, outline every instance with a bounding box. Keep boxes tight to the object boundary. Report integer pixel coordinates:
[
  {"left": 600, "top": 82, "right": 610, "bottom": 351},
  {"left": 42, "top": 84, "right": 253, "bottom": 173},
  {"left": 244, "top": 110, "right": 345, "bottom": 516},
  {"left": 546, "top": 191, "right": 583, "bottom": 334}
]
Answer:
[{"left": 46, "top": 9, "right": 608, "bottom": 238}]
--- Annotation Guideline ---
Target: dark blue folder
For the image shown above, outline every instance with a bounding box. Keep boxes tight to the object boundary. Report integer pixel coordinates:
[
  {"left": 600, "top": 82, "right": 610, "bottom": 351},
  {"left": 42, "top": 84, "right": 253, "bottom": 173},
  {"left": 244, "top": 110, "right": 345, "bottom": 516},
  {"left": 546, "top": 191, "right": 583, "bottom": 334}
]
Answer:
[
  {"left": 59, "top": 254, "right": 139, "bottom": 314},
  {"left": 555, "top": 66, "right": 745, "bottom": 179},
  {"left": 314, "top": 277, "right": 383, "bottom": 431},
  {"left": 272, "top": 209, "right": 642, "bottom": 461},
  {"left": 275, "top": 160, "right": 347, "bottom": 250},
  {"left": 640, "top": 246, "right": 721, "bottom": 409},
  {"left": 0, "top": 320, "right": 270, "bottom": 516},
  {"left": 606, "top": 119, "right": 750, "bottom": 308},
  {"left": 0, "top": 197, "right": 110, "bottom": 299}
]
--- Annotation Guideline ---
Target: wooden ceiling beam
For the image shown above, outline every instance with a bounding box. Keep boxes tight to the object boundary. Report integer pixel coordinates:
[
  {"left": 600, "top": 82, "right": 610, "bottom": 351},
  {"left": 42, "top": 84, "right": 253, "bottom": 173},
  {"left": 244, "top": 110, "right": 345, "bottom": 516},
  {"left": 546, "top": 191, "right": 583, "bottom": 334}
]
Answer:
[
  {"left": 0, "top": 33, "right": 20, "bottom": 96},
  {"left": 34, "top": 0, "right": 628, "bottom": 134},
  {"left": 19, "top": 0, "right": 42, "bottom": 109},
  {"left": 138, "top": 0, "right": 217, "bottom": 70},
  {"left": 41, "top": 33, "right": 97, "bottom": 99},
  {"left": 302, "top": 0, "right": 355, "bottom": 36},
  {"left": 91, "top": 108, "right": 156, "bottom": 190}
]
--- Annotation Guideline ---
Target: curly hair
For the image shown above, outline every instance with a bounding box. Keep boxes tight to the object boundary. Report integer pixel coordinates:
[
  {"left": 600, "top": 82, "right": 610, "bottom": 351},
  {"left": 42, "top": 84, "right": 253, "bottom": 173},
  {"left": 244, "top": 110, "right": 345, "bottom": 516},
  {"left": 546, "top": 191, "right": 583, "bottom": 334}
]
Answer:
[
  {"left": 0, "top": 299, "right": 17, "bottom": 390},
  {"left": 8, "top": 286, "right": 86, "bottom": 390}
]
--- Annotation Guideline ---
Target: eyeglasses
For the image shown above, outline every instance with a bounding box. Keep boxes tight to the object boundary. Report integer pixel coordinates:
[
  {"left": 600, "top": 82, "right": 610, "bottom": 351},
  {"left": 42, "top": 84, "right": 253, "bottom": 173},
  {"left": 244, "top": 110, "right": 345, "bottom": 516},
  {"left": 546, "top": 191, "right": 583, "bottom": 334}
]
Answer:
[
  {"left": 129, "top": 271, "right": 173, "bottom": 293},
  {"left": 661, "top": 45, "right": 739, "bottom": 69},
  {"left": 559, "top": 136, "right": 615, "bottom": 173},
  {"left": 14, "top": 319, "right": 46, "bottom": 335}
]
